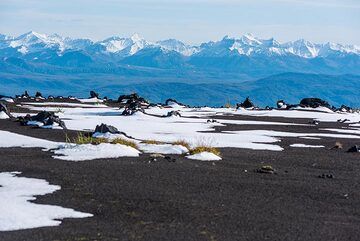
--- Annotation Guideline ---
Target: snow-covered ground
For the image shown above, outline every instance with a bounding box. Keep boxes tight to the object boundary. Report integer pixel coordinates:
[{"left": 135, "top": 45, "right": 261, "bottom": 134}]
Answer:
[
  {"left": 16, "top": 102, "right": 360, "bottom": 153},
  {"left": 0, "top": 172, "right": 92, "bottom": 231}
]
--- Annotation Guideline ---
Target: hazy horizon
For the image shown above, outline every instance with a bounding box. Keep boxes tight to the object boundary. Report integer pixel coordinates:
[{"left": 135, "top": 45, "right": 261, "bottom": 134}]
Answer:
[{"left": 0, "top": 0, "right": 359, "bottom": 45}]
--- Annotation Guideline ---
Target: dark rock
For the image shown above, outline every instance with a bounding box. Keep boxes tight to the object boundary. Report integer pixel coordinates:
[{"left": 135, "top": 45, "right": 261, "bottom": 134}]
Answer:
[
  {"left": 207, "top": 119, "right": 218, "bottom": 123},
  {"left": 18, "top": 111, "right": 66, "bottom": 129},
  {"left": 0, "top": 102, "right": 12, "bottom": 117},
  {"left": 300, "top": 98, "right": 330, "bottom": 108},
  {"left": 337, "top": 119, "right": 350, "bottom": 123},
  {"left": 318, "top": 173, "right": 334, "bottom": 179},
  {"left": 255, "top": 165, "right": 275, "bottom": 174},
  {"left": 347, "top": 145, "right": 360, "bottom": 153},
  {"left": 118, "top": 93, "right": 149, "bottom": 111},
  {"left": 237, "top": 97, "right": 255, "bottom": 109},
  {"left": 338, "top": 105, "right": 352, "bottom": 112},
  {"left": 35, "top": 91, "right": 43, "bottom": 98},
  {"left": 309, "top": 120, "right": 320, "bottom": 125},
  {"left": 90, "top": 91, "right": 99, "bottom": 99},
  {"left": 94, "top": 123, "right": 120, "bottom": 134},
  {"left": 277, "top": 100, "right": 287, "bottom": 109},
  {"left": 166, "top": 111, "right": 181, "bottom": 117},
  {"left": 48, "top": 95, "right": 55, "bottom": 100}
]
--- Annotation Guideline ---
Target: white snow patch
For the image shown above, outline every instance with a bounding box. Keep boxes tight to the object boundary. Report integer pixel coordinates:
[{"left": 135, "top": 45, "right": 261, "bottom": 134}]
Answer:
[
  {"left": 234, "top": 108, "right": 360, "bottom": 123},
  {"left": 77, "top": 97, "right": 104, "bottom": 104},
  {"left": 290, "top": 144, "right": 325, "bottom": 148},
  {"left": 0, "top": 112, "right": 9, "bottom": 119},
  {"left": 0, "top": 172, "right": 92, "bottom": 231},
  {"left": 22, "top": 102, "right": 108, "bottom": 108},
  {"left": 139, "top": 143, "right": 189, "bottom": 155},
  {"left": 0, "top": 130, "right": 62, "bottom": 149},
  {"left": 186, "top": 152, "right": 222, "bottom": 161},
  {"left": 53, "top": 143, "right": 140, "bottom": 161},
  {"left": 0, "top": 97, "right": 14, "bottom": 103}
]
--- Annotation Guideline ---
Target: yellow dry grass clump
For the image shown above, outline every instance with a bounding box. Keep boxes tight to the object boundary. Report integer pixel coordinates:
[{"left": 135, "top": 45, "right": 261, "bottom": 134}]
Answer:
[
  {"left": 172, "top": 140, "right": 191, "bottom": 150},
  {"left": 190, "top": 146, "right": 221, "bottom": 156},
  {"left": 68, "top": 133, "right": 138, "bottom": 149}
]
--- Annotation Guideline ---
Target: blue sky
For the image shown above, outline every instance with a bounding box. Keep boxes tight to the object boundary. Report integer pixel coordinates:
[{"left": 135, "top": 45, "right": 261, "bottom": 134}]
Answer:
[{"left": 0, "top": 0, "right": 359, "bottom": 45}]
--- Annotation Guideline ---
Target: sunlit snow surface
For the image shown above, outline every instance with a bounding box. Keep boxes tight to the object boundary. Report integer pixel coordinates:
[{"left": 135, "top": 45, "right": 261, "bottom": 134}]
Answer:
[
  {"left": 18, "top": 103, "right": 360, "bottom": 152},
  {"left": 186, "top": 152, "right": 222, "bottom": 161},
  {"left": 0, "top": 111, "right": 9, "bottom": 119},
  {"left": 53, "top": 143, "right": 140, "bottom": 161},
  {"left": 0, "top": 130, "right": 62, "bottom": 149},
  {"left": 290, "top": 144, "right": 325, "bottom": 148},
  {"left": 0, "top": 172, "right": 92, "bottom": 231}
]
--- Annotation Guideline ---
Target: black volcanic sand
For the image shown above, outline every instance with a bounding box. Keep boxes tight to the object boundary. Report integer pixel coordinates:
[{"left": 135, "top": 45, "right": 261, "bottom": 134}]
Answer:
[{"left": 0, "top": 111, "right": 360, "bottom": 241}]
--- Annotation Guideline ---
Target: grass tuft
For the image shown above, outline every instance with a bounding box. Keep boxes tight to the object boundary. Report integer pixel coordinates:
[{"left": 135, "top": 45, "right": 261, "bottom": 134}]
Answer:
[
  {"left": 190, "top": 146, "right": 221, "bottom": 156},
  {"left": 111, "top": 138, "right": 138, "bottom": 149},
  {"left": 142, "top": 139, "right": 165, "bottom": 145},
  {"left": 172, "top": 140, "right": 191, "bottom": 150},
  {"left": 73, "top": 133, "right": 108, "bottom": 145}
]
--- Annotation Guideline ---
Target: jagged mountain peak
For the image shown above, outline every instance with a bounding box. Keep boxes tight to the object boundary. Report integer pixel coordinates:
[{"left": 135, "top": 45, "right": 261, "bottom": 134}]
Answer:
[{"left": 0, "top": 31, "right": 359, "bottom": 58}]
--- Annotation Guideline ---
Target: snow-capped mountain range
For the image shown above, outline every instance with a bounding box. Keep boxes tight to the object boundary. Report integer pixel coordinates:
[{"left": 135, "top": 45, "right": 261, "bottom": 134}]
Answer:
[{"left": 1, "top": 31, "right": 359, "bottom": 58}]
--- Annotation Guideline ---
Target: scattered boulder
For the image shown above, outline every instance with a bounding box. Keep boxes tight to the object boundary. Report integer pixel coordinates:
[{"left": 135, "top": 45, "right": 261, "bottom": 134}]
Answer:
[
  {"left": 207, "top": 119, "right": 219, "bottom": 123},
  {"left": 18, "top": 111, "right": 66, "bottom": 129},
  {"left": 309, "top": 120, "right": 320, "bottom": 125},
  {"left": 35, "top": 91, "right": 44, "bottom": 99},
  {"left": 347, "top": 145, "right": 360, "bottom": 153},
  {"left": 166, "top": 111, "right": 181, "bottom": 117},
  {"left": 318, "top": 173, "right": 334, "bottom": 179},
  {"left": 90, "top": 91, "right": 99, "bottom": 99},
  {"left": 277, "top": 100, "right": 287, "bottom": 109},
  {"left": 337, "top": 105, "right": 352, "bottom": 112},
  {"left": 94, "top": 123, "right": 120, "bottom": 134},
  {"left": 0, "top": 102, "right": 12, "bottom": 118},
  {"left": 118, "top": 93, "right": 149, "bottom": 111},
  {"left": 237, "top": 97, "right": 255, "bottom": 109},
  {"left": 16, "top": 91, "right": 30, "bottom": 99},
  {"left": 337, "top": 119, "right": 350, "bottom": 123},
  {"left": 121, "top": 108, "right": 137, "bottom": 116},
  {"left": 300, "top": 98, "right": 330, "bottom": 108},
  {"left": 255, "top": 165, "right": 276, "bottom": 174}
]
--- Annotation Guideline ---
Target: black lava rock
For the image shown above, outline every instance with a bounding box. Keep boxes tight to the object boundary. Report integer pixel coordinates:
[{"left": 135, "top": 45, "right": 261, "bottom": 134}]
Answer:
[
  {"left": 0, "top": 102, "right": 11, "bottom": 117},
  {"left": 347, "top": 145, "right": 360, "bottom": 153},
  {"left": 300, "top": 98, "right": 330, "bottom": 108},
  {"left": 166, "top": 111, "right": 181, "bottom": 117},
  {"left": 90, "top": 91, "right": 99, "bottom": 99},
  {"left": 237, "top": 97, "right": 255, "bottom": 109},
  {"left": 94, "top": 123, "right": 120, "bottom": 134},
  {"left": 18, "top": 111, "right": 66, "bottom": 129}
]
